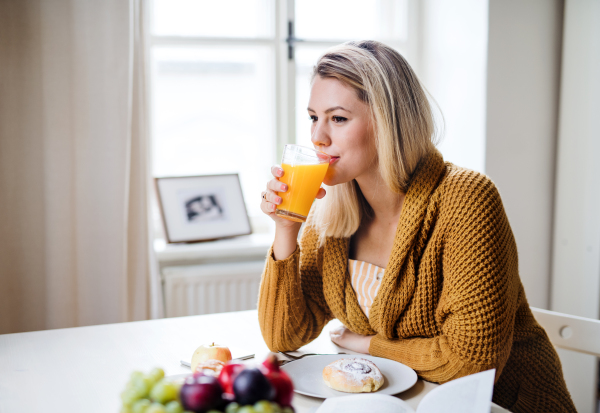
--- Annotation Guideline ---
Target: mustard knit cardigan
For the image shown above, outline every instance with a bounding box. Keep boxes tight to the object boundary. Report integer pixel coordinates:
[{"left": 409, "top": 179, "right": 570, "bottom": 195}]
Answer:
[{"left": 258, "top": 150, "right": 576, "bottom": 413}]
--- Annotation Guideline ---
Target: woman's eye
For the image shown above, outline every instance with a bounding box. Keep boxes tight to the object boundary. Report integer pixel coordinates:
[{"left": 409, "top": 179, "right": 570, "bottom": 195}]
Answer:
[
  {"left": 309, "top": 115, "right": 318, "bottom": 123},
  {"left": 332, "top": 116, "right": 347, "bottom": 123}
]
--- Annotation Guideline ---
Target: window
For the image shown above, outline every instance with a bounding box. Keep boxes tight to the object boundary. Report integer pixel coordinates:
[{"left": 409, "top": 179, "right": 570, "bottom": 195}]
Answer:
[{"left": 149, "top": 0, "right": 416, "bottom": 233}]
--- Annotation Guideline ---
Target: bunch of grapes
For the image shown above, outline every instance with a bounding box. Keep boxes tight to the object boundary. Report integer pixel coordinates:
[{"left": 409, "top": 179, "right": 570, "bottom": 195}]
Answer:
[
  {"left": 120, "top": 367, "right": 294, "bottom": 413},
  {"left": 120, "top": 368, "right": 187, "bottom": 413},
  {"left": 224, "top": 400, "right": 292, "bottom": 413}
]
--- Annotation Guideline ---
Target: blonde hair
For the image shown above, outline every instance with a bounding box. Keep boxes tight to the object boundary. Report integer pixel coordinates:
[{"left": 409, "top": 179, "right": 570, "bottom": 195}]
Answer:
[{"left": 310, "top": 40, "right": 438, "bottom": 241}]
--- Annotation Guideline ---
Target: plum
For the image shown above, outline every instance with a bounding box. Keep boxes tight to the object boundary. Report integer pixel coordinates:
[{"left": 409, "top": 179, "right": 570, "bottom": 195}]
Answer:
[{"left": 233, "top": 368, "right": 275, "bottom": 406}]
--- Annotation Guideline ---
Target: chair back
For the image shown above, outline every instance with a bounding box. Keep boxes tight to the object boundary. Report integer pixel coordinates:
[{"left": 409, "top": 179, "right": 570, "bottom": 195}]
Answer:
[{"left": 531, "top": 307, "right": 600, "bottom": 357}]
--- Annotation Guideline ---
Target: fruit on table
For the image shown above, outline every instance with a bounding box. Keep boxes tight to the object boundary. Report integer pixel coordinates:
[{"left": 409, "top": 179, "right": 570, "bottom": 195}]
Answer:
[
  {"left": 151, "top": 380, "right": 180, "bottom": 404},
  {"left": 191, "top": 343, "right": 232, "bottom": 372},
  {"left": 180, "top": 373, "right": 225, "bottom": 413},
  {"left": 218, "top": 363, "right": 246, "bottom": 396},
  {"left": 253, "top": 400, "right": 276, "bottom": 413},
  {"left": 260, "top": 355, "right": 294, "bottom": 407},
  {"left": 121, "top": 368, "right": 186, "bottom": 413},
  {"left": 122, "top": 357, "right": 294, "bottom": 413},
  {"left": 149, "top": 367, "right": 166, "bottom": 383},
  {"left": 164, "top": 400, "right": 185, "bottom": 413},
  {"left": 229, "top": 401, "right": 291, "bottom": 413},
  {"left": 233, "top": 368, "right": 275, "bottom": 406},
  {"left": 132, "top": 399, "right": 151, "bottom": 413},
  {"left": 147, "top": 402, "right": 168, "bottom": 413},
  {"left": 225, "top": 402, "right": 241, "bottom": 413}
]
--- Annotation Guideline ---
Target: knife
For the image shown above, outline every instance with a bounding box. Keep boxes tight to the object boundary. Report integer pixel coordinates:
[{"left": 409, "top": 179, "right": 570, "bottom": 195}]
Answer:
[{"left": 180, "top": 354, "right": 255, "bottom": 368}]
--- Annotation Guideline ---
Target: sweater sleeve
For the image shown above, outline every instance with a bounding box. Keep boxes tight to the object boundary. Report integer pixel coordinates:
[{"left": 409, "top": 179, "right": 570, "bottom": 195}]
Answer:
[
  {"left": 258, "top": 223, "right": 334, "bottom": 352},
  {"left": 369, "top": 178, "right": 520, "bottom": 384}
]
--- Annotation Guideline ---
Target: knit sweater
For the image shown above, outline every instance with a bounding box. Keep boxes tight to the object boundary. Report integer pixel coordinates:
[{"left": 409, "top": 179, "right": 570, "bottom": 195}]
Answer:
[{"left": 258, "top": 150, "right": 576, "bottom": 413}]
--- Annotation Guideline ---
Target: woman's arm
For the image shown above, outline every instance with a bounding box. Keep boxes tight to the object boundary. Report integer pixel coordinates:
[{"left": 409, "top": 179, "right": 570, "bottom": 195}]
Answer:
[
  {"left": 369, "top": 181, "right": 520, "bottom": 383},
  {"left": 258, "top": 221, "right": 334, "bottom": 352}
]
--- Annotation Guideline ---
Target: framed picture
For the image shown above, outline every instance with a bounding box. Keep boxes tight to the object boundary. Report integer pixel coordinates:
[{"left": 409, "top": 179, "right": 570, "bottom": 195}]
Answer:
[{"left": 155, "top": 174, "right": 252, "bottom": 243}]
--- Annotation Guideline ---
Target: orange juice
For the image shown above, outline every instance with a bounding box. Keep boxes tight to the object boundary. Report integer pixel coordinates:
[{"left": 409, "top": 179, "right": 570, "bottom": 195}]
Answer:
[{"left": 276, "top": 162, "right": 329, "bottom": 222}]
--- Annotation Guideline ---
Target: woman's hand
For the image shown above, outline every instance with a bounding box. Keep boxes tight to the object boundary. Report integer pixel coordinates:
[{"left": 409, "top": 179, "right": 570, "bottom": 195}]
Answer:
[
  {"left": 260, "top": 165, "right": 326, "bottom": 228},
  {"left": 261, "top": 165, "right": 326, "bottom": 261},
  {"left": 261, "top": 165, "right": 299, "bottom": 229},
  {"left": 329, "top": 325, "right": 373, "bottom": 354}
]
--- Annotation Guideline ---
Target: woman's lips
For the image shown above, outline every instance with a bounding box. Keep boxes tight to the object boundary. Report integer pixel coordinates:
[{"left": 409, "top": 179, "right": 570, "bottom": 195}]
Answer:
[{"left": 329, "top": 156, "right": 340, "bottom": 165}]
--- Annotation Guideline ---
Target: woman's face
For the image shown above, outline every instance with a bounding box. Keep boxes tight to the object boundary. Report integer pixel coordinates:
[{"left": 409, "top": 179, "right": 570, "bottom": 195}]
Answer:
[{"left": 308, "top": 76, "right": 377, "bottom": 186}]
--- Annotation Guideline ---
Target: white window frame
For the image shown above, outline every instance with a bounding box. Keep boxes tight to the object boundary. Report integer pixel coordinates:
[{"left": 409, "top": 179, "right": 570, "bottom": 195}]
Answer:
[{"left": 145, "top": 0, "right": 420, "bottom": 238}]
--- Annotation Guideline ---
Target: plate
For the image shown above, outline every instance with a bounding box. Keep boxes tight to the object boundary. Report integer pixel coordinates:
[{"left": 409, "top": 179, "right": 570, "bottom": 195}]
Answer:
[
  {"left": 165, "top": 373, "right": 192, "bottom": 384},
  {"left": 281, "top": 355, "right": 417, "bottom": 398}
]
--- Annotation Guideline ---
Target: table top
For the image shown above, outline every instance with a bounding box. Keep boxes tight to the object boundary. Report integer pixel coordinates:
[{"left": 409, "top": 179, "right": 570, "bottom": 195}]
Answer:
[{"left": 0, "top": 310, "right": 508, "bottom": 412}]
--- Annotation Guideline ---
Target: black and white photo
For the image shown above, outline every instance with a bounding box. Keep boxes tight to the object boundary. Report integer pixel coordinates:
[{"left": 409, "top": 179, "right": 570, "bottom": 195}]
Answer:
[{"left": 155, "top": 174, "right": 251, "bottom": 243}]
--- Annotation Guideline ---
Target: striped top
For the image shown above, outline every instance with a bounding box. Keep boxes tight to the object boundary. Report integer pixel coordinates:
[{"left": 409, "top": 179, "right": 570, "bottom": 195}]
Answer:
[{"left": 348, "top": 259, "right": 384, "bottom": 319}]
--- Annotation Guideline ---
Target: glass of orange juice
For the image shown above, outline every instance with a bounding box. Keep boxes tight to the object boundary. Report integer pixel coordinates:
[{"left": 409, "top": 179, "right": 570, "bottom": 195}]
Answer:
[{"left": 275, "top": 144, "right": 331, "bottom": 223}]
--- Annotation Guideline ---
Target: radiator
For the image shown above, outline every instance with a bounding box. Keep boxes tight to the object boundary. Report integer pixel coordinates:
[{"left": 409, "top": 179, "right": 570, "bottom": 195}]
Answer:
[{"left": 163, "top": 261, "right": 265, "bottom": 317}]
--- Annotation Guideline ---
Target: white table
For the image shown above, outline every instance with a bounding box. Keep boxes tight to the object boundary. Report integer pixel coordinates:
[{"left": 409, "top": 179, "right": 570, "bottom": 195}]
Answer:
[{"left": 0, "top": 310, "right": 509, "bottom": 412}]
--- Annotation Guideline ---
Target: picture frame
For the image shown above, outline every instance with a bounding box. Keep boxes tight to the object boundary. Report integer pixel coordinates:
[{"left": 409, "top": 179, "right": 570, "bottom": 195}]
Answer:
[{"left": 155, "top": 174, "right": 252, "bottom": 243}]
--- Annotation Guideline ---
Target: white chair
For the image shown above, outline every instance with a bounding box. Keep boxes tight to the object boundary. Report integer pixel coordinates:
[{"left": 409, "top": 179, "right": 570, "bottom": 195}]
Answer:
[{"left": 530, "top": 307, "right": 600, "bottom": 357}]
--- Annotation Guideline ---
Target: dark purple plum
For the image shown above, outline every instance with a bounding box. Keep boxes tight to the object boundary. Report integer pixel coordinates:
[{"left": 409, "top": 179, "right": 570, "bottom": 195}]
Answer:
[{"left": 233, "top": 368, "right": 275, "bottom": 406}]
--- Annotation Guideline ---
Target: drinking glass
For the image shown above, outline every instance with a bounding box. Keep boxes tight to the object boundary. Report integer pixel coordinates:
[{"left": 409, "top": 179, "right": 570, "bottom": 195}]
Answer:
[{"left": 276, "top": 145, "right": 331, "bottom": 222}]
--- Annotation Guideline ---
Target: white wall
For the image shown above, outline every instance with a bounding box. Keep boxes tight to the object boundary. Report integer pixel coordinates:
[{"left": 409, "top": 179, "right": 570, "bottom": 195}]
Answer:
[
  {"left": 551, "top": 0, "right": 600, "bottom": 412},
  {"left": 485, "top": 0, "right": 563, "bottom": 309},
  {"left": 419, "top": 0, "right": 488, "bottom": 173}
]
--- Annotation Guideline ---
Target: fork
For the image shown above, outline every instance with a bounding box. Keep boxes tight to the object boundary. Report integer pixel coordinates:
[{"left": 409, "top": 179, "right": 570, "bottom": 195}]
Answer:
[{"left": 278, "top": 351, "right": 347, "bottom": 361}]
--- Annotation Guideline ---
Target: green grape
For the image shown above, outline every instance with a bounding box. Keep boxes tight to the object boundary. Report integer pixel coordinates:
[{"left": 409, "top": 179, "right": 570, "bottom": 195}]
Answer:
[
  {"left": 147, "top": 403, "right": 167, "bottom": 413},
  {"left": 132, "top": 399, "right": 151, "bottom": 413},
  {"left": 132, "top": 376, "right": 153, "bottom": 398},
  {"left": 238, "top": 406, "right": 257, "bottom": 413},
  {"left": 148, "top": 367, "right": 165, "bottom": 384},
  {"left": 206, "top": 411, "right": 223, "bottom": 413},
  {"left": 281, "top": 407, "right": 294, "bottom": 413},
  {"left": 121, "top": 388, "right": 141, "bottom": 406},
  {"left": 164, "top": 400, "right": 184, "bottom": 413},
  {"left": 121, "top": 406, "right": 134, "bottom": 413},
  {"left": 254, "top": 400, "right": 275, "bottom": 413},
  {"left": 150, "top": 380, "right": 178, "bottom": 404},
  {"left": 270, "top": 402, "right": 282, "bottom": 413},
  {"left": 131, "top": 371, "right": 145, "bottom": 381},
  {"left": 225, "top": 402, "right": 240, "bottom": 413}
]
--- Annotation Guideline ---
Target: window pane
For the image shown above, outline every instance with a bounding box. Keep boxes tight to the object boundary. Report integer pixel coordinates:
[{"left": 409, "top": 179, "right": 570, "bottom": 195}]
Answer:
[
  {"left": 152, "top": 0, "right": 275, "bottom": 38},
  {"left": 295, "top": 0, "right": 408, "bottom": 42},
  {"left": 151, "top": 46, "right": 275, "bottom": 218},
  {"left": 295, "top": 46, "right": 331, "bottom": 148}
]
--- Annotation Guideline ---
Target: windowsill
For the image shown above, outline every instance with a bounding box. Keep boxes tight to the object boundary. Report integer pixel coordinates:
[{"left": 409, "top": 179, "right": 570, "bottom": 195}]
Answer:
[{"left": 154, "top": 232, "right": 274, "bottom": 265}]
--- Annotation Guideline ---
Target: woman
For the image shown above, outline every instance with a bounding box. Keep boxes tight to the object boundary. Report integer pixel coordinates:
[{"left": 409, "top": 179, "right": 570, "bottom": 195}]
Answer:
[{"left": 258, "top": 40, "right": 575, "bottom": 412}]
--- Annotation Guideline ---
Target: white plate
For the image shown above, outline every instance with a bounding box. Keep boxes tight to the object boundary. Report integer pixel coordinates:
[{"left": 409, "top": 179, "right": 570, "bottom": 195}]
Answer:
[
  {"left": 165, "top": 373, "right": 192, "bottom": 384},
  {"left": 281, "top": 355, "right": 417, "bottom": 398}
]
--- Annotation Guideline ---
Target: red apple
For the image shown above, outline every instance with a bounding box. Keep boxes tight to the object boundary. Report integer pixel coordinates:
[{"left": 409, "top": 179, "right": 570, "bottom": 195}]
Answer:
[
  {"left": 191, "top": 343, "right": 232, "bottom": 372},
  {"left": 180, "top": 374, "right": 225, "bottom": 413}
]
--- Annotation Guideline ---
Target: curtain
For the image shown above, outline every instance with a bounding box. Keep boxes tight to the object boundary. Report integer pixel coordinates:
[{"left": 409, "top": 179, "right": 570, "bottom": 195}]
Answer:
[{"left": 0, "top": 0, "right": 163, "bottom": 334}]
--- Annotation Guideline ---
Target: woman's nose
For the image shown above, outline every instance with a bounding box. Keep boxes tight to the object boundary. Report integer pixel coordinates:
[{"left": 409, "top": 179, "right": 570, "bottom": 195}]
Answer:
[{"left": 311, "top": 122, "right": 331, "bottom": 147}]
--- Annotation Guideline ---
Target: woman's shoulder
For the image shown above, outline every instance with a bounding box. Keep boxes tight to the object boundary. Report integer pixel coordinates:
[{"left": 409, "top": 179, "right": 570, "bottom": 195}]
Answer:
[
  {"left": 435, "top": 162, "right": 505, "bottom": 216},
  {"left": 438, "top": 162, "right": 501, "bottom": 201}
]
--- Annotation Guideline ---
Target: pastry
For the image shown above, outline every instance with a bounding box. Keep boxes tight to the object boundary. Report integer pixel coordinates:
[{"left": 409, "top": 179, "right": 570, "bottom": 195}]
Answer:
[
  {"left": 322, "top": 358, "right": 384, "bottom": 392},
  {"left": 194, "top": 359, "right": 224, "bottom": 376}
]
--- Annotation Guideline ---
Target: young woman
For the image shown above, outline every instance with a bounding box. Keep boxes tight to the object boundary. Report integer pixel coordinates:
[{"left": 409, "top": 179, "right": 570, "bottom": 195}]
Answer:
[{"left": 258, "top": 40, "right": 575, "bottom": 413}]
